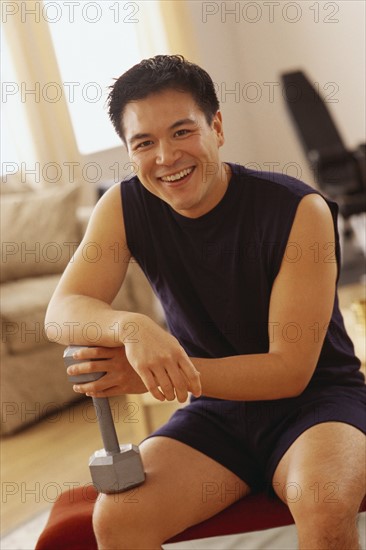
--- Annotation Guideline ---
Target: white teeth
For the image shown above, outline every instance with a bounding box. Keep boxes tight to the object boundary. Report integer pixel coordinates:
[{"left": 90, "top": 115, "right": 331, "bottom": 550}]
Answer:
[{"left": 161, "top": 167, "right": 193, "bottom": 182}]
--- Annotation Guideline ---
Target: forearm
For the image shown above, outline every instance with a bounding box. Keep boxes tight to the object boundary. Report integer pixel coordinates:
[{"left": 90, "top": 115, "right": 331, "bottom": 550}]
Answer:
[
  {"left": 45, "top": 294, "right": 144, "bottom": 347},
  {"left": 192, "top": 352, "right": 307, "bottom": 401}
]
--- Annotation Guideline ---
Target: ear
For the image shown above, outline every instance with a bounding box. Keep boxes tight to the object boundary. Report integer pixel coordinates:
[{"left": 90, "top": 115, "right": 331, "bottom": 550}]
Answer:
[{"left": 212, "top": 111, "right": 225, "bottom": 147}]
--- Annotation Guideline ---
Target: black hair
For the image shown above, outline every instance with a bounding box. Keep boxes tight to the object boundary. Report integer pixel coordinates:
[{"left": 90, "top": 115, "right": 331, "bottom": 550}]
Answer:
[{"left": 107, "top": 54, "right": 220, "bottom": 144}]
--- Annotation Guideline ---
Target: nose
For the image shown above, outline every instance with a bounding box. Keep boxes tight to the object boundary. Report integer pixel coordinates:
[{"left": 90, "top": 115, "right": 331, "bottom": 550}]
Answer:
[{"left": 156, "top": 140, "right": 182, "bottom": 166}]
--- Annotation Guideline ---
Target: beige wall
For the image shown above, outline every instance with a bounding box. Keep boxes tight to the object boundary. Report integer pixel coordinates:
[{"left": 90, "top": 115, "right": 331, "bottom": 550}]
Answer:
[
  {"left": 6, "top": 0, "right": 365, "bottom": 204},
  {"left": 80, "top": 0, "right": 365, "bottom": 201},
  {"left": 186, "top": 0, "right": 365, "bottom": 187}
]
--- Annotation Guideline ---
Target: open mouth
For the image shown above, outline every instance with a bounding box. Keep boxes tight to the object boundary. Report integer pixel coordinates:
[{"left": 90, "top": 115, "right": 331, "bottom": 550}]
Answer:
[{"left": 159, "top": 166, "right": 195, "bottom": 186}]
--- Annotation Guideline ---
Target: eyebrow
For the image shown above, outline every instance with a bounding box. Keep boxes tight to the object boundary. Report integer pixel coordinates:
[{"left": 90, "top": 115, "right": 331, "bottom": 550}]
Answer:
[{"left": 128, "top": 118, "right": 197, "bottom": 146}]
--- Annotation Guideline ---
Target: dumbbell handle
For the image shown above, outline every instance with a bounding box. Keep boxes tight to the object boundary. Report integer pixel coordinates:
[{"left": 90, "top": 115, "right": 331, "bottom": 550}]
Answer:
[
  {"left": 91, "top": 397, "right": 120, "bottom": 455},
  {"left": 63, "top": 346, "right": 120, "bottom": 456}
]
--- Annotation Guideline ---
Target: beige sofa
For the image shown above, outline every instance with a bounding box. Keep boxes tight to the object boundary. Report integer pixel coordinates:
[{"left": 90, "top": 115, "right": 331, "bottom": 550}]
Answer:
[{"left": 0, "top": 177, "right": 164, "bottom": 436}]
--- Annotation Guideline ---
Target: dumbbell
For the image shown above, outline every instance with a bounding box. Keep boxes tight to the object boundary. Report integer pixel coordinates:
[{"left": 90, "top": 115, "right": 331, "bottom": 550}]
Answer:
[{"left": 63, "top": 345, "right": 145, "bottom": 494}]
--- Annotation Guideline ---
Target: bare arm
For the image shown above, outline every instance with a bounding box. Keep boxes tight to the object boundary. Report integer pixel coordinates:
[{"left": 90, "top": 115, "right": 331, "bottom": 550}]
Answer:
[
  {"left": 191, "top": 194, "right": 338, "bottom": 400},
  {"left": 45, "top": 183, "right": 135, "bottom": 347},
  {"left": 46, "top": 183, "right": 201, "bottom": 402}
]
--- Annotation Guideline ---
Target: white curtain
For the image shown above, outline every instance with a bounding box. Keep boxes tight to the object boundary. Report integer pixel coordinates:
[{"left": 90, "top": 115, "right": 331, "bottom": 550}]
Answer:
[
  {"left": 2, "top": 1, "right": 81, "bottom": 188},
  {"left": 2, "top": 1, "right": 199, "bottom": 189}
]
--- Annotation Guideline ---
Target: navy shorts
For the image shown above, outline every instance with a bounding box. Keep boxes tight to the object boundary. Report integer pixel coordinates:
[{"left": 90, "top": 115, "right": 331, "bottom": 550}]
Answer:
[{"left": 145, "top": 383, "right": 366, "bottom": 493}]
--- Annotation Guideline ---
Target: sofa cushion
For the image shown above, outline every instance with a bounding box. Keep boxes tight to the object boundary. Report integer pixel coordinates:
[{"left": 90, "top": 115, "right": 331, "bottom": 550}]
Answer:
[
  {"left": 1, "top": 183, "right": 80, "bottom": 283},
  {"left": 1, "top": 274, "right": 62, "bottom": 353},
  {"left": 1, "top": 265, "right": 165, "bottom": 355},
  {"left": 0, "top": 343, "right": 83, "bottom": 436}
]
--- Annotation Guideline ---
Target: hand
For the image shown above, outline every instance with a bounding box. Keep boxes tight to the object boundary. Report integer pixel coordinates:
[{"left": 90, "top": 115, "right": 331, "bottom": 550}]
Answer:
[
  {"left": 66, "top": 346, "right": 147, "bottom": 398},
  {"left": 123, "top": 314, "right": 202, "bottom": 403}
]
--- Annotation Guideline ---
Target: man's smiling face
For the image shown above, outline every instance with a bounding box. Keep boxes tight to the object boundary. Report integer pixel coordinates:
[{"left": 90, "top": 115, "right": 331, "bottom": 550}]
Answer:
[{"left": 122, "top": 88, "right": 229, "bottom": 218}]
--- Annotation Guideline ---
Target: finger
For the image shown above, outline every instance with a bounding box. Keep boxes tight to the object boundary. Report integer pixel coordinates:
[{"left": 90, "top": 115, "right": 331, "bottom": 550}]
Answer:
[
  {"left": 150, "top": 366, "right": 177, "bottom": 401},
  {"left": 73, "top": 364, "right": 126, "bottom": 392},
  {"left": 149, "top": 385, "right": 166, "bottom": 402},
  {"left": 73, "top": 383, "right": 90, "bottom": 394},
  {"left": 140, "top": 370, "right": 166, "bottom": 402},
  {"left": 66, "top": 360, "right": 111, "bottom": 376},
  {"left": 162, "top": 366, "right": 189, "bottom": 403},
  {"left": 72, "top": 376, "right": 113, "bottom": 395},
  {"left": 73, "top": 383, "right": 110, "bottom": 399},
  {"left": 155, "top": 365, "right": 184, "bottom": 402},
  {"left": 86, "top": 386, "right": 139, "bottom": 399},
  {"left": 71, "top": 346, "right": 114, "bottom": 360},
  {"left": 177, "top": 356, "right": 202, "bottom": 397},
  {"left": 86, "top": 388, "right": 111, "bottom": 398}
]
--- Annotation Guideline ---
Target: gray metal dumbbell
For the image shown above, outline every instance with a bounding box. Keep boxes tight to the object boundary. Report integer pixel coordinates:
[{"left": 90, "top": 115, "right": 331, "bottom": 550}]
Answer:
[{"left": 63, "top": 345, "right": 145, "bottom": 494}]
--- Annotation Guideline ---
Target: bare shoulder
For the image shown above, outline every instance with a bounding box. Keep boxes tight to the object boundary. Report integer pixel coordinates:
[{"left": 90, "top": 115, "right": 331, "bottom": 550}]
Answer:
[
  {"left": 83, "top": 182, "right": 127, "bottom": 244},
  {"left": 88, "top": 183, "right": 124, "bottom": 227},
  {"left": 295, "top": 192, "right": 334, "bottom": 225},
  {"left": 51, "top": 182, "right": 130, "bottom": 303},
  {"left": 290, "top": 192, "right": 336, "bottom": 244},
  {"left": 277, "top": 191, "right": 338, "bottom": 286}
]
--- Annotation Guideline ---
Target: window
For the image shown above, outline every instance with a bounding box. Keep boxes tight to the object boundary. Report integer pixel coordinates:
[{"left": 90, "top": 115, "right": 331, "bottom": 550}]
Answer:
[
  {"left": 1, "top": 30, "right": 22, "bottom": 175},
  {"left": 47, "top": 0, "right": 168, "bottom": 154}
]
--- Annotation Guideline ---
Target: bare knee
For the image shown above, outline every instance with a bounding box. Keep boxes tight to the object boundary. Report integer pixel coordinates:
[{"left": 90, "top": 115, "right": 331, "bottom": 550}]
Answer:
[
  {"left": 93, "top": 493, "right": 162, "bottom": 550},
  {"left": 287, "top": 484, "right": 358, "bottom": 521},
  {"left": 93, "top": 495, "right": 124, "bottom": 549},
  {"left": 289, "top": 496, "right": 362, "bottom": 549}
]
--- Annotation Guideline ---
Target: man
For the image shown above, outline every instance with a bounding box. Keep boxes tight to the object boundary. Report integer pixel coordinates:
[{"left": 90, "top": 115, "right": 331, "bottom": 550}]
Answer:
[{"left": 46, "top": 55, "right": 365, "bottom": 549}]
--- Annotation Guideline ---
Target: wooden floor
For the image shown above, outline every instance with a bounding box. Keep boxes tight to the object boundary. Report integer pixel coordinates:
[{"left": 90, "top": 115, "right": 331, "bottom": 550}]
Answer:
[
  {"left": 2, "top": 283, "right": 365, "bottom": 537},
  {"left": 1, "top": 394, "right": 180, "bottom": 535}
]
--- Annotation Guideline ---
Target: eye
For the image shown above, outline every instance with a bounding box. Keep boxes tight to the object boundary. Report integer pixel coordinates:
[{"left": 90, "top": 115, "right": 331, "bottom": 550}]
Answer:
[
  {"left": 135, "top": 140, "right": 153, "bottom": 150},
  {"left": 174, "top": 129, "right": 191, "bottom": 137}
]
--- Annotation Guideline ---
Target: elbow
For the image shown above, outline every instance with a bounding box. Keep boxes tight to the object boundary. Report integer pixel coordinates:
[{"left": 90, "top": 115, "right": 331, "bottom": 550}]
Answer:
[
  {"left": 281, "top": 378, "right": 309, "bottom": 399},
  {"left": 44, "top": 303, "right": 54, "bottom": 328},
  {"left": 44, "top": 299, "right": 67, "bottom": 345},
  {"left": 287, "top": 367, "right": 315, "bottom": 397},
  {"left": 44, "top": 297, "right": 58, "bottom": 329},
  {"left": 44, "top": 307, "right": 59, "bottom": 344},
  {"left": 288, "top": 380, "right": 309, "bottom": 398},
  {"left": 274, "top": 353, "right": 316, "bottom": 398}
]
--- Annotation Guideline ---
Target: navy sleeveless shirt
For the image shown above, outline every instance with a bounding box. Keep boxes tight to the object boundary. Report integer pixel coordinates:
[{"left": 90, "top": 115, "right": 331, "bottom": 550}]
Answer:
[{"left": 121, "top": 163, "right": 364, "bottom": 388}]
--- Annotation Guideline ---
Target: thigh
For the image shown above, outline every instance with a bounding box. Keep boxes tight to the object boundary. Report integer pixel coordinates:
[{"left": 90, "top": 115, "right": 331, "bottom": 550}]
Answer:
[
  {"left": 148, "top": 398, "right": 265, "bottom": 490},
  {"left": 94, "top": 436, "right": 250, "bottom": 542},
  {"left": 272, "top": 422, "right": 366, "bottom": 513}
]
